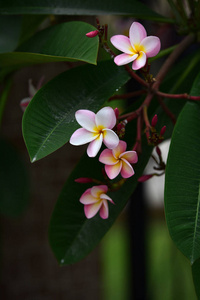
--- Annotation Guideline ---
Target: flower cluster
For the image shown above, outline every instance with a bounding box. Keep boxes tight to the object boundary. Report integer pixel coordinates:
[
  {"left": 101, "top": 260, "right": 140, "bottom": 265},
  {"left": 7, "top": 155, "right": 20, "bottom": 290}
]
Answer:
[{"left": 70, "top": 107, "right": 138, "bottom": 219}]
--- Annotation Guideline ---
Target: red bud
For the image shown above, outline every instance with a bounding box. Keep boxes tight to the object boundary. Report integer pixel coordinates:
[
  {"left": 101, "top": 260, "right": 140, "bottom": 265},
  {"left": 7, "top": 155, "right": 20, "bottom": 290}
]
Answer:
[
  {"left": 151, "top": 114, "right": 158, "bottom": 127},
  {"left": 75, "top": 177, "right": 93, "bottom": 183},
  {"left": 86, "top": 30, "right": 99, "bottom": 38},
  {"left": 138, "top": 174, "right": 153, "bottom": 182},
  {"left": 160, "top": 125, "right": 166, "bottom": 136},
  {"left": 114, "top": 107, "right": 119, "bottom": 119}
]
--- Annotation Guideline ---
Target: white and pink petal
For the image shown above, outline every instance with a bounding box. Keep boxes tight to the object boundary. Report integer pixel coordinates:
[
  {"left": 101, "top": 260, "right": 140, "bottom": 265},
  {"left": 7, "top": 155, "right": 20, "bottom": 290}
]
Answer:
[
  {"left": 84, "top": 201, "right": 102, "bottom": 219},
  {"left": 114, "top": 53, "right": 137, "bottom": 66},
  {"left": 95, "top": 106, "right": 116, "bottom": 129},
  {"left": 110, "top": 35, "right": 133, "bottom": 54},
  {"left": 100, "top": 193, "right": 114, "bottom": 204},
  {"left": 87, "top": 134, "right": 103, "bottom": 157},
  {"left": 91, "top": 185, "right": 108, "bottom": 198},
  {"left": 102, "top": 129, "right": 119, "bottom": 149},
  {"left": 112, "top": 140, "right": 127, "bottom": 159},
  {"left": 129, "top": 22, "right": 147, "bottom": 48},
  {"left": 80, "top": 189, "right": 98, "bottom": 205},
  {"left": 70, "top": 128, "right": 97, "bottom": 145},
  {"left": 105, "top": 161, "right": 122, "bottom": 179},
  {"left": 120, "top": 151, "right": 138, "bottom": 164},
  {"left": 132, "top": 51, "right": 146, "bottom": 70},
  {"left": 99, "top": 149, "right": 118, "bottom": 165},
  {"left": 99, "top": 200, "right": 109, "bottom": 219},
  {"left": 140, "top": 36, "right": 161, "bottom": 57},
  {"left": 75, "top": 109, "right": 96, "bottom": 131},
  {"left": 121, "top": 158, "right": 135, "bottom": 178}
]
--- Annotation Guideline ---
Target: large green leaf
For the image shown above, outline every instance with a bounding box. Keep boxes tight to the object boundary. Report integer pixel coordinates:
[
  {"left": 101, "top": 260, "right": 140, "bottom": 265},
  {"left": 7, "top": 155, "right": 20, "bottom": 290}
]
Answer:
[
  {"left": 0, "top": 21, "right": 99, "bottom": 69},
  {"left": 192, "top": 258, "right": 200, "bottom": 299},
  {"left": 22, "top": 60, "right": 130, "bottom": 162},
  {"left": 49, "top": 135, "right": 152, "bottom": 265},
  {"left": 0, "top": 0, "right": 173, "bottom": 23},
  {"left": 0, "top": 138, "right": 29, "bottom": 217},
  {"left": 165, "top": 72, "right": 200, "bottom": 264}
]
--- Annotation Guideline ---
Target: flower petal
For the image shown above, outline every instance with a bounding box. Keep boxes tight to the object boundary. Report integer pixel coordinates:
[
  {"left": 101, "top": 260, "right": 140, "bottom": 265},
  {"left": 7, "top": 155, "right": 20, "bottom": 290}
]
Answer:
[
  {"left": 100, "top": 193, "right": 114, "bottom": 204},
  {"left": 99, "top": 200, "right": 109, "bottom": 219},
  {"left": 91, "top": 185, "right": 108, "bottom": 198},
  {"left": 75, "top": 109, "right": 96, "bottom": 131},
  {"left": 95, "top": 106, "right": 116, "bottom": 129},
  {"left": 132, "top": 51, "right": 146, "bottom": 70},
  {"left": 84, "top": 201, "right": 102, "bottom": 219},
  {"left": 87, "top": 134, "right": 103, "bottom": 157},
  {"left": 140, "top": 36, "right": 161, "bottom": 57},
  {"left": 112, "top": 140, "right": 127, "bottom": 159},
  {"left": 99, "top": 149, "right": 118, "bottom": 165},
  {"left": 114, "top": 53, "right": 137, "bottom": 66},
  {"left": 103, "top": 129, "right": 119, "bottom": 149},
  {"left": 120, "top": 151, "right": 138, "bottom": 164},
  {"left": 105, "top": 161, "right": 122, "bottom": 179},
  {"left": 70, "top": 128, "right": 97, "bottom": 145},
  {"left": 121, "top": 158, "right": 134, "bottom": 178},
  {"left": 129, "top": 22, "right": 147, "bottom": 48},
  {"left": 110, "top": 35, "right": 133, "bottom": 54},
  {"left": 80, "top": 188, "right": 98, "bottom": 205}
]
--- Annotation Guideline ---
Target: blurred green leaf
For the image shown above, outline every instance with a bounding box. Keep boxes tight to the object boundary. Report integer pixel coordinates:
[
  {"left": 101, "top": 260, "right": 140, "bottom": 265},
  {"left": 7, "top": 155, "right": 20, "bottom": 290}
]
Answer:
[
  {"left": 49, "top": 136, "right": 152, "bottom": 265},
  {"left": 22, "top": 60, "right": 130, "bottom": 162},
  {"left": 165, "top": 72, "right": 200, "bottom": 264},
  {"left": 192, "top": 258, "right": 200, "bottom": 299},
  {"left": 0, "top": 21, "right": 99, "bottom": 70},
  {"left": 0, "top": 0, "right": 173, "bottom": 23},
  {"left": 0, "top": 138, "right": 29, "bottom": 217}
]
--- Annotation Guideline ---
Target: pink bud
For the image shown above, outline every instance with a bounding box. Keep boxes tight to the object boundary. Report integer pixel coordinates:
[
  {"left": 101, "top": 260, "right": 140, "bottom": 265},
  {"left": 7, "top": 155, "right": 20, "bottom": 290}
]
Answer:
[
  {"left": 75, "top": 177, "right": 93, "bottom": 183},
  {"left": 114, "top": 107, "right": 119, "bottom": 119},
  {"left": 86, "top": 30, "right": 99, "bottom": 38},
  {"left": 138, "top": 174, "right": 153, "bottom": 182},
  {"left": 156, "top": 146, "right": 161, "bottom": 156},
  {"left": 160, "top": 125, "right": 166, "bottom": 136},
  {"left": 151, "top": 114, "right": 158, "bottom": 127}
]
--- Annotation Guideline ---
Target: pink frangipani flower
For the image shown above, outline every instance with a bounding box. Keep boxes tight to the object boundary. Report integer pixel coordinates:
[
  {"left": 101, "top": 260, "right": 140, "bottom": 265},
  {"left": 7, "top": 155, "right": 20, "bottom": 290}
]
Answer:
[
  {"left": 110, "top": 22, "right": 161, "bottom": 70},
  {"left": 99, "top": 140, "right": 138, "bottom": 179},
  {"left": 80, "top": 185, "right": 114, "bottom": 219},
  {"left": 70, "top": 107, "right": 119, "bottom": 157}
]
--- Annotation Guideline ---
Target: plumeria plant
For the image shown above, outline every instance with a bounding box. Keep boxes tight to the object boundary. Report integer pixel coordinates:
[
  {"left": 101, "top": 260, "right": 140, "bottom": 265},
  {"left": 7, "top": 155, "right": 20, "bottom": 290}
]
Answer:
[{"left": 1, "top": 0, "right": 200, "bottom": 297}]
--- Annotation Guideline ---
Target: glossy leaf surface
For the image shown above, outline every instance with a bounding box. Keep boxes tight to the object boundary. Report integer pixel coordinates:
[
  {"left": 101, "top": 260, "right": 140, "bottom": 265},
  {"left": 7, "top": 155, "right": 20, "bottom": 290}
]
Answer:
[
  {"left": 0, "top": 1, "right": 173, "bottom": 22},
  {"left": 165, "top": 72, "right": 200, "bottom": 264},
  {"left": 0, "top": 22, "right": 99, "bottom": 69},
  {"left": 22, "top": 60, "right": 130, "bottom": 162},
  {"left": 0, "top": 138, "right": 29, "bottom": 217}
]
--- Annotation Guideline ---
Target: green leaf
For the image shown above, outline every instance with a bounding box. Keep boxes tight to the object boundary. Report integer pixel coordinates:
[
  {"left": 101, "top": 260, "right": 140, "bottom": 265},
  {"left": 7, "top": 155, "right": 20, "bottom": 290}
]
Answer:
[
  {"left": 49, "top": 137, "right": 152, "bottom": 265},
  {"left": 192, "top": 258, "right": 200, "bottom": 299},
  {"left": 0, "top": 21, "right": 99, "bottom": 69},
  {"left": 22, "top": 60, "right": 130, "bottom": 162},
  {"left": 165, "top": 72, "right": 200, "bottom": 264},
  {"left": 0, "top": 138, "right": 29, "bottom": 217},
  {"left": 0, "top": 0, "right": 173, "bottom": 23}
]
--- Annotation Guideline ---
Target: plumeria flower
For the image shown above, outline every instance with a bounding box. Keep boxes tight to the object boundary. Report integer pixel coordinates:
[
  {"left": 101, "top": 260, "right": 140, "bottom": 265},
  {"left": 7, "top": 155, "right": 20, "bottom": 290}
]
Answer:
[
  {"left": 99, "top": 140, "right": 138, "bottom": 179},
  {"left": 20, "top": 77, "right": 44, "bottom": 111},
  {"left": 70, "top": 107, "right": 119, "bottom": 157},
  {"left": 110, "top": 22, "right": 161, "bottom": 70},
  {"left": 80, "top": 185, "right": 114, "bottom": 219}
]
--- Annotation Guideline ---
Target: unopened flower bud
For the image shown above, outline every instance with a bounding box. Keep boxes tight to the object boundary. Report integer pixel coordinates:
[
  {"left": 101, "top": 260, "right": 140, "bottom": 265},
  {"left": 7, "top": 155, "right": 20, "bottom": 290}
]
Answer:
[
  {"left": 160, "top": 125, "right": 166, "bottom": 136},
  {"left": 114, "top": 107, "right": 119, "bottom": 119},
  {"left": 156, "top": 146, "right": 161, "bottom": 156},
  {"left": 75, "top": 177, "right": 93, "bottom": 183},
  {"left": 138, "top": 174, "right": 153, "bottom": 182},
  {"left": 86, "top": 30, "right": 99, "bottom": 38},
  {"left": 151, "top": 114, "right": 158, "bottom": 127}
]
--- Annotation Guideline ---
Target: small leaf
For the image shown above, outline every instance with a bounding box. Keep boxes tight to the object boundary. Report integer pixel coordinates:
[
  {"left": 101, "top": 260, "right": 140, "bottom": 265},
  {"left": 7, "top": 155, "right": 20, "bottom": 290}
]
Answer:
[
  {"left": 0, "top": 138, "right": 29, "bottom": 217},
  {"left": 165, "top": 72, "right": 200, "bottom": 264},
  {"left": 0, "top": 0, "right": 173, "bottom": 23},
  {"left": 22, "top": 60, "right": 130, "bottom": 162}
]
